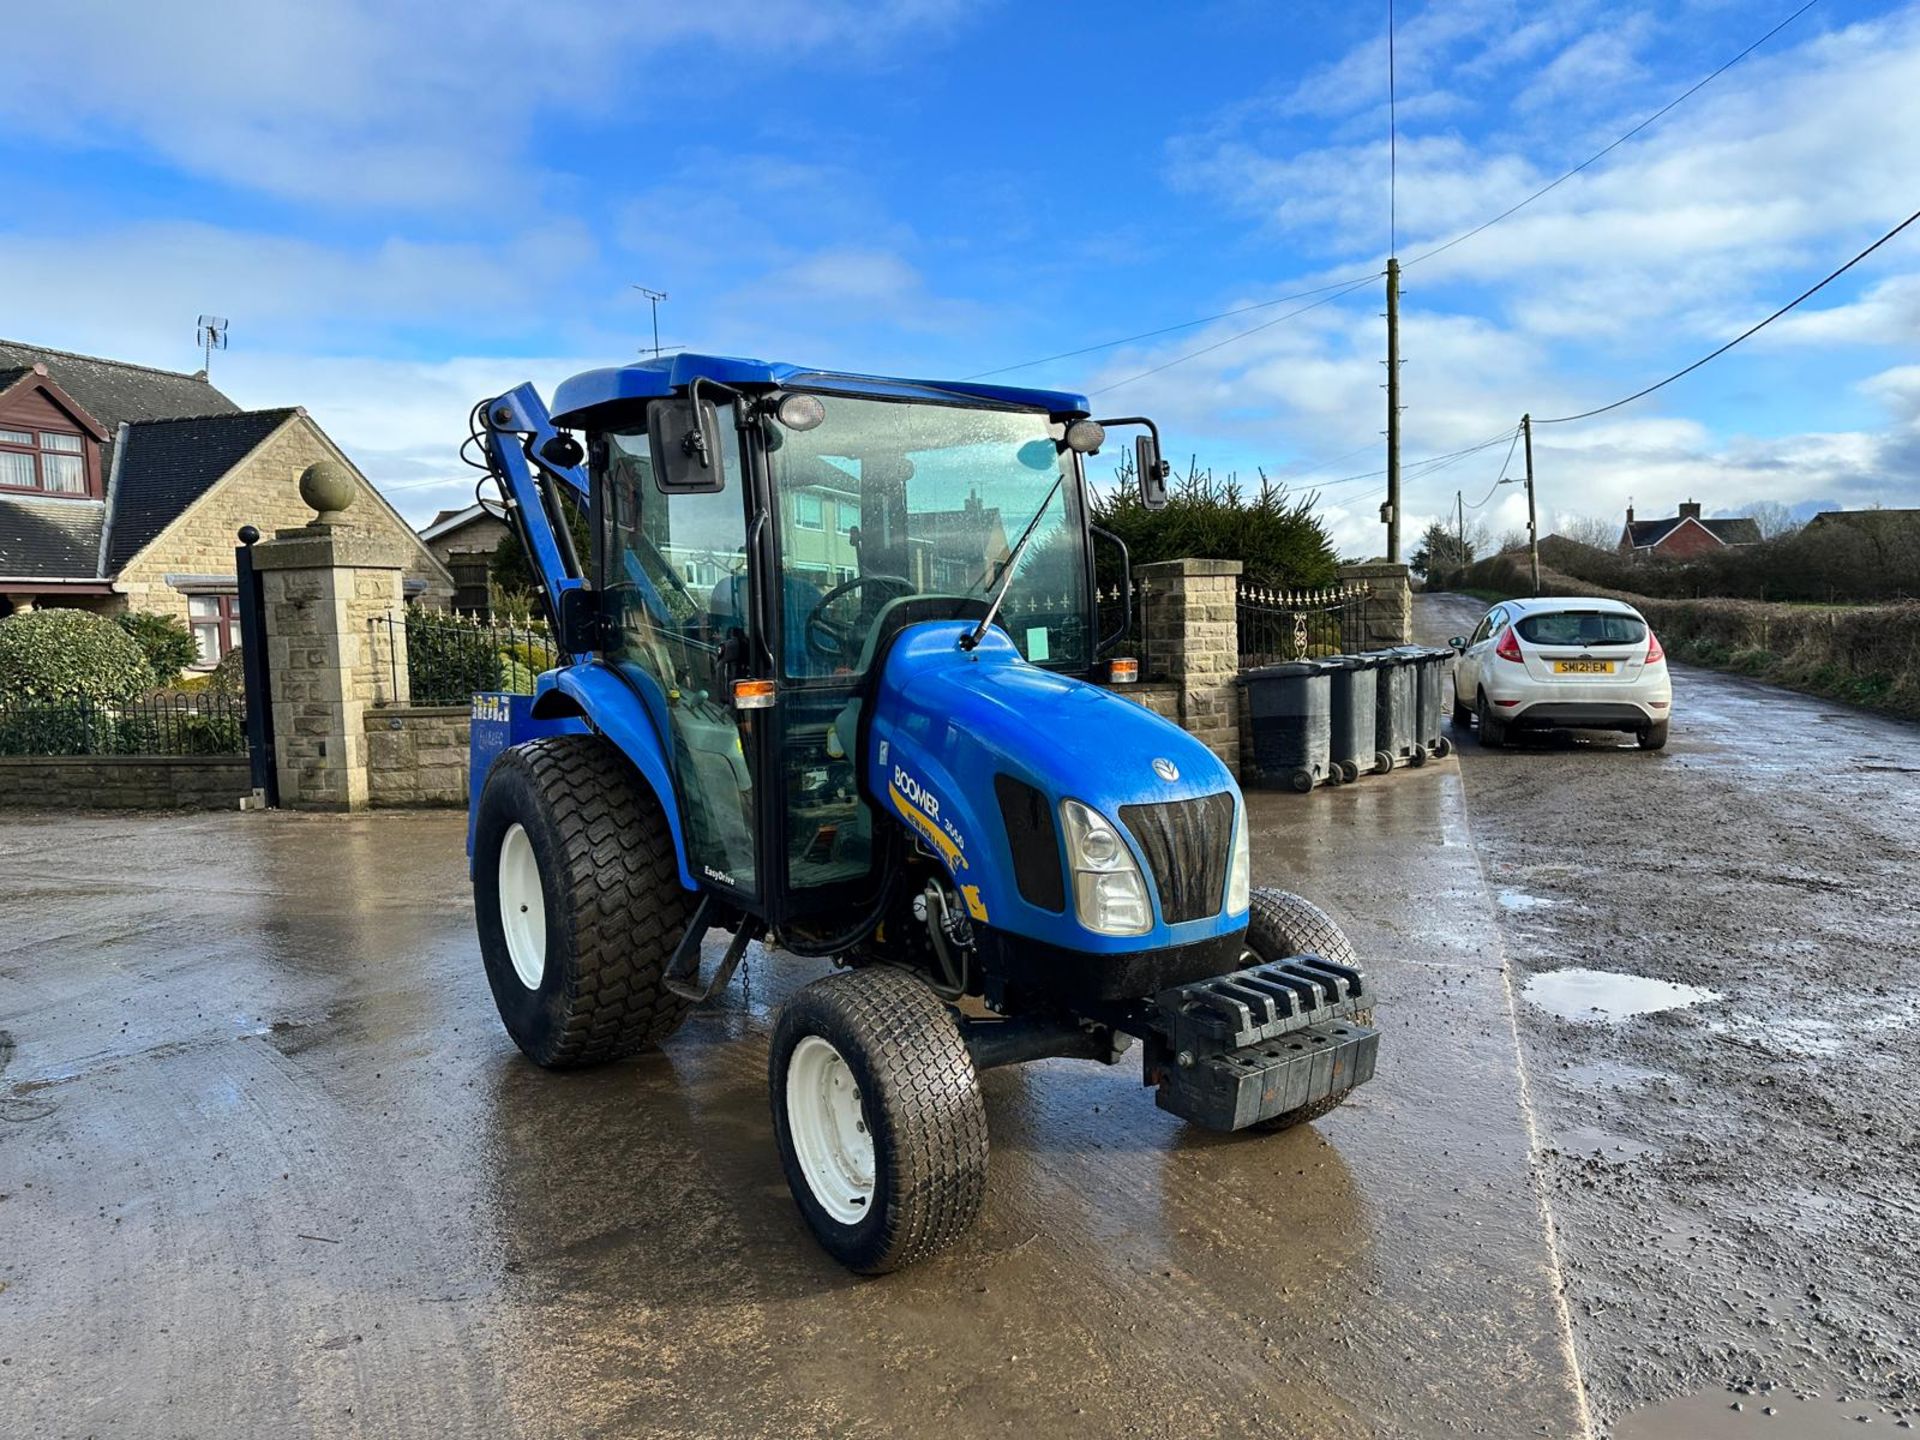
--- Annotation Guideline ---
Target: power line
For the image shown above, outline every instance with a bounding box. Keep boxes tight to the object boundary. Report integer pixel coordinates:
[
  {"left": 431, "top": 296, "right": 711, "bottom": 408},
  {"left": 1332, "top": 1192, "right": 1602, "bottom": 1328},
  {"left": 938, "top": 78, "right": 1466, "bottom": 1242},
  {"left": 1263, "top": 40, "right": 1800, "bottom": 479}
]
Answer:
[
  {"left": 1464, "top": 429, "right": 1523, "bottom": 509},
  {"left": 963, "top": 274, "right": 1379, "bottom": 380},
  {"left": 1536, "top": 205, "right": 1920, "bottom": 425},
  {"left": 1403, "top": 0, "right": 1821, "bottom": 271},
  {"left": 1087, "top": 274, "right": 1379, "bottom": 398}
]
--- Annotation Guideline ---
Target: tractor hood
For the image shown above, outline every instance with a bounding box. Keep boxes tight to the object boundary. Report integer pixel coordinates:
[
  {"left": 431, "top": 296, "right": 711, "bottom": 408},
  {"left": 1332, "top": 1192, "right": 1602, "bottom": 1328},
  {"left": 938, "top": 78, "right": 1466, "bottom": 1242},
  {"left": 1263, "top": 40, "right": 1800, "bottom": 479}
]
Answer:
[{"left": 864, "top": 621, "right": 1247, "bottom": 955}]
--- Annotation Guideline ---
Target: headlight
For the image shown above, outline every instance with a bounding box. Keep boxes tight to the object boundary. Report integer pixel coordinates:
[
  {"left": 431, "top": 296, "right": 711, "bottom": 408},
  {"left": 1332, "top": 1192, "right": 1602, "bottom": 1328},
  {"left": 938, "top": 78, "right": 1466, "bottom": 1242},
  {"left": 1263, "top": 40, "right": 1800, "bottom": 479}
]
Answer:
[
  {"left": 1226, "top": 801, "right": 1250, "bottom": 915},
  {"left": 1060, "top": 799, "right": 1152, "bottom": 936}
]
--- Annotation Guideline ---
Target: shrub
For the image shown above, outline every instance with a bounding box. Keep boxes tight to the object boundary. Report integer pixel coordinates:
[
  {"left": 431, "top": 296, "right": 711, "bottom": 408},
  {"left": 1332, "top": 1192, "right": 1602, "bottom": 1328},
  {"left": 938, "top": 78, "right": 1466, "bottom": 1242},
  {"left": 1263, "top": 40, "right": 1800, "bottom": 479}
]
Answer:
[
  {"left": 115, "top": 611, "right": 201, "bottom": 678},
  {"left": 405, "top": 607, "right": 503, "bottom": 704},
  {"left": 0, "top": 609, "right": 155, "bottom": 704},
  {"left": 1092, "top": 454, "right": 1337, "bottom": 589}
]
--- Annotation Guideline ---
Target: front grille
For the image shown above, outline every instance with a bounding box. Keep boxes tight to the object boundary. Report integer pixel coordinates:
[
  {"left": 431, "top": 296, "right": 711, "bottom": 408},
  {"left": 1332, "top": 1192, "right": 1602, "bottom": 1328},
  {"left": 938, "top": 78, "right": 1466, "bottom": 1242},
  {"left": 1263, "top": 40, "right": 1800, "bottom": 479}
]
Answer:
[{"left": 1120, "top": 791, "right": 1234, "bottom": 925}]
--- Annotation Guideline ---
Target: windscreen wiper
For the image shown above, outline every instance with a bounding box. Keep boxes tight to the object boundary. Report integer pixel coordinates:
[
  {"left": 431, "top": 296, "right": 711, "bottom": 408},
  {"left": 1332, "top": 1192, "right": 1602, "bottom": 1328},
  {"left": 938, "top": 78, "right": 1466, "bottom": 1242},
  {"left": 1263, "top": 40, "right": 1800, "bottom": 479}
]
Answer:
[{"left": 960, "top": 472, "right": 1065, "bottom": 652}]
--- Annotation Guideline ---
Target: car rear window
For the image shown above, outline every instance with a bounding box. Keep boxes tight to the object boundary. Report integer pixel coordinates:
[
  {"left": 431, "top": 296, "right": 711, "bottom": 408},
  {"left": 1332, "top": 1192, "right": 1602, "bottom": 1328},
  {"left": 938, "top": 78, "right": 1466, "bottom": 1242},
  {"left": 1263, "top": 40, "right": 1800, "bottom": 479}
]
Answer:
[{"left": 1516, "top": 611, "right": 1647, "bottom": 647}]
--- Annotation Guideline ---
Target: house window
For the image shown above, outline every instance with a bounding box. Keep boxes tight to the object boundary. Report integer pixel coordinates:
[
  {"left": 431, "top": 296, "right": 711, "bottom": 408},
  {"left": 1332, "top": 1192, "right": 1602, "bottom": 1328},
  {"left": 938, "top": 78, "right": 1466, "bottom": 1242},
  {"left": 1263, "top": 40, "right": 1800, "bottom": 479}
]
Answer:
[
  {"left": 188, "top": 594, "right": 241, "bottom": 665},
  {"left": 836, "top": 499, "right": 859, "bottom": 536},
  {"left": 0, "top": 427, "right": 88, "bottom": 494},
  {"left": 794, "top": 492, "right": 824, "bottom": 530}
]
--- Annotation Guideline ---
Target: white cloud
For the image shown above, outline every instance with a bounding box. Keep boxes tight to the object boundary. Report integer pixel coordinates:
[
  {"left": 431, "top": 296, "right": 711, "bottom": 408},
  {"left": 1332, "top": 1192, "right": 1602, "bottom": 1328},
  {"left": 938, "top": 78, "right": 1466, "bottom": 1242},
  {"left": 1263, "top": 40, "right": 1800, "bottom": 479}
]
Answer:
[{"left": 0, "top": 0, "right": 974, "bottom": 211}]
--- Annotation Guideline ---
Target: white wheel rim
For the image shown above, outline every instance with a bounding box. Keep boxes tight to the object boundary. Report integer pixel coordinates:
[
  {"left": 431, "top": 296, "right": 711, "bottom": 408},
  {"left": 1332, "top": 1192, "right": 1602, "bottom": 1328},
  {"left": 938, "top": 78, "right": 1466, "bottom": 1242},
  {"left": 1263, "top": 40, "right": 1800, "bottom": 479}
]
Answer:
[
  {"left": 786, "top": 1035, "right": 875, "bottom": 1224},
  {"left": 497, "top": 822, "right": 547, "bottom": 990}
]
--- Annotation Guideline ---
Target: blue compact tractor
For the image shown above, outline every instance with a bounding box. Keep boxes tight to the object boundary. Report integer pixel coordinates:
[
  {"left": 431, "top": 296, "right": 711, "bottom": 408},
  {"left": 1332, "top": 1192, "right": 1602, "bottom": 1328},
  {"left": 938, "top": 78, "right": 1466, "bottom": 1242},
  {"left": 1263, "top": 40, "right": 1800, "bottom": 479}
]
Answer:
[{"left": 464, "top": 354, "right": 1378, "bottom": 1272}]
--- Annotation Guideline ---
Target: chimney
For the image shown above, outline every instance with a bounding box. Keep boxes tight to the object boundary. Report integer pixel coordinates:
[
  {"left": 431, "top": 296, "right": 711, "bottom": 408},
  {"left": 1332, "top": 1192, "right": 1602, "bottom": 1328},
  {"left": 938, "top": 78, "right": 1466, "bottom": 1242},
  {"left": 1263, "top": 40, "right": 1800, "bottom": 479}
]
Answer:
[
  {"left": 1625, "top": 501, "right": 1635, "bottom": 525},
  {"left": 1678, "top": 499, "right": 1702, "bottom": 521}
]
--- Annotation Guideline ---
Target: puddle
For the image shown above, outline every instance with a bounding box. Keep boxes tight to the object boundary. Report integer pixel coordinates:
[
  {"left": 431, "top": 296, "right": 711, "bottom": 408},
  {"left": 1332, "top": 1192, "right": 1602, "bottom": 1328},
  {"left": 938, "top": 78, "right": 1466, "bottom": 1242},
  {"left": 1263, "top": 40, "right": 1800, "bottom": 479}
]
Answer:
[
  {"left": 1552, "top": 1125, "right": 1659, "bottom": 1162},
  {"left": 1497, "top": 889, "right": 1556, "bottom": 912},
  {"left": 1613, "top": 1390, "right": 1911, "bottom": 1438},
  {"left": 1522, "top": 967, "right": 1719, "bottom": 1024}
]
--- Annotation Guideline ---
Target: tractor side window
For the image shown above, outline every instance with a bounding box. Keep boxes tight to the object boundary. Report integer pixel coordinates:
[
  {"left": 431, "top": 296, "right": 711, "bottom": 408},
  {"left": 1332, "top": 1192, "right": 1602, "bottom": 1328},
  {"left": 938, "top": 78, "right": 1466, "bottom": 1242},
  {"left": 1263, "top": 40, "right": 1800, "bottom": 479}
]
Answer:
[{"left": 601, "top": 414, "right": 759, "bottom": 896}]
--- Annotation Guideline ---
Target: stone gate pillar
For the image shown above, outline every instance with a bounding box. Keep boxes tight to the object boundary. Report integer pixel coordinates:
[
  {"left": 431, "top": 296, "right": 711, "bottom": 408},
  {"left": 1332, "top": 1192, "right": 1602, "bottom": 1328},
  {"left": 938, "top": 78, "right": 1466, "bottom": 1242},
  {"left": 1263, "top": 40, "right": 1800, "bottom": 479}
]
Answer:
[
  {"left": 1137, "top": 558, "right": 1243, "bottom": 772},
  {"left": 1338, "top": 561, "right": 1413, "bottom": 648},
  {"left": 250, "top": 462, "right": 409, "bottom": 811}
]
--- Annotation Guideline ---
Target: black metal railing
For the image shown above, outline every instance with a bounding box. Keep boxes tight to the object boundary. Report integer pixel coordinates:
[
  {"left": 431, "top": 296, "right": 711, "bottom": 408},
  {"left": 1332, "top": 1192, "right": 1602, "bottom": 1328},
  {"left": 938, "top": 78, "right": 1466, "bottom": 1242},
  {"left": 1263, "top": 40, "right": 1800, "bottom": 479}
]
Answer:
[
  {"left": 1236, "top": 581, "right": 1373, "bottom": 666},
  {"left": 0, "top": 692, "right": 248, "bottom": 757},
  {"left": 393, "top": 609, "right": 558, "bottom": 705}
]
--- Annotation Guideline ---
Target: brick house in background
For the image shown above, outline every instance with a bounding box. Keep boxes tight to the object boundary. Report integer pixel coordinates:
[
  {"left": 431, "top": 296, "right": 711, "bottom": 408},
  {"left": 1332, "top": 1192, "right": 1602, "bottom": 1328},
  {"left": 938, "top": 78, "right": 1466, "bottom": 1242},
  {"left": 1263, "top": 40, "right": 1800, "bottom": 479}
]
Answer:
[
  {"left": 1618, "top": 499, "right": 1761, "bottom": 560},
  {"left": 0, "top": 340, "right": 453, "bottom": 665},
  {"left": 418, "top": 501, "right": 511, "bottom": 615}
]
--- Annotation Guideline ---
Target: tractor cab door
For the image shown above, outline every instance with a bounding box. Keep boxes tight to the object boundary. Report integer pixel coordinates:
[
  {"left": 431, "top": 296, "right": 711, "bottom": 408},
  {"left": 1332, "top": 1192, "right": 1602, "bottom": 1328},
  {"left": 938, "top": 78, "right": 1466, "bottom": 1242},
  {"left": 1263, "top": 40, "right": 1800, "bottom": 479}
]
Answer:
[{"left": 598, "top": 410, "right": 763, "bottom": 902}]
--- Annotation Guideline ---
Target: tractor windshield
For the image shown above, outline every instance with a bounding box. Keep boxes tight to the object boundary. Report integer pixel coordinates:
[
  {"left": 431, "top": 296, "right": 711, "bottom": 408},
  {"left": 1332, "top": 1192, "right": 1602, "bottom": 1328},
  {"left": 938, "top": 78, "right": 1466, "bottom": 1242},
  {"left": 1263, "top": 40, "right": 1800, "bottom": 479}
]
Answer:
[{"left": 768, "top": 394, "right": 1089, "bottom": 678}]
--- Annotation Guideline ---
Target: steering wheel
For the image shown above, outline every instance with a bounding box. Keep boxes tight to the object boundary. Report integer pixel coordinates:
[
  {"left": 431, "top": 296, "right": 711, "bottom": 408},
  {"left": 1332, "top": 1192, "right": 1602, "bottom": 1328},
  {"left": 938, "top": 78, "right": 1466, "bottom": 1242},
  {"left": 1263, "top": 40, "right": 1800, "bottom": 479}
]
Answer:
[{"left": 804, "top": 573, "right": 916, "bottom": 664}]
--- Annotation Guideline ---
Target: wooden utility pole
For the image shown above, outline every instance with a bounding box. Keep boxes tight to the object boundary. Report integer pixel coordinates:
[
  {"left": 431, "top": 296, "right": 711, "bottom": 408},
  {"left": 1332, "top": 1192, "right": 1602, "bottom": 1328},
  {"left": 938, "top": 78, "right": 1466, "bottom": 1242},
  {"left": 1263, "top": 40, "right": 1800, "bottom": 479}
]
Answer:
[
  {"left": 1455, "top": 488, "right": 1465, "bottom": 565},
  {"left": 1385, "top": 257, "right": 1402, "bottom": 562},
  {"left": 1522, "top": 412, "right": 1540, "bottom": 595}
]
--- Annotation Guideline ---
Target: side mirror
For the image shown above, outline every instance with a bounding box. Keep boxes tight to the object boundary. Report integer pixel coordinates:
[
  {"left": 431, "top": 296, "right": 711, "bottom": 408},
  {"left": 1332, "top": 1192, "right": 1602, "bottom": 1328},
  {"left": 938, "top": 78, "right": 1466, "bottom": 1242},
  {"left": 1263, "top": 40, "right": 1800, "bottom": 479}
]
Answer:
[
  {"left": 649, "top": 396, "right": 727, "bottom": 494},
  {"left": 1136, "top": 433, "right": 1170, "bottom": 511},
  {"left": 1448, "top": 635, "right": 1467, "bottom": 651}
]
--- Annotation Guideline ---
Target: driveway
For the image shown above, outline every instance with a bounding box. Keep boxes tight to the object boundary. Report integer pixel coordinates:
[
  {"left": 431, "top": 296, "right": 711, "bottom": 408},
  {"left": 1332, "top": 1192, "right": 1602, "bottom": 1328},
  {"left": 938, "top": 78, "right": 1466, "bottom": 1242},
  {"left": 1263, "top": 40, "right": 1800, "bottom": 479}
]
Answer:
[{"left": 1, "top": 791, "right": 1578, "bottom": 1437}]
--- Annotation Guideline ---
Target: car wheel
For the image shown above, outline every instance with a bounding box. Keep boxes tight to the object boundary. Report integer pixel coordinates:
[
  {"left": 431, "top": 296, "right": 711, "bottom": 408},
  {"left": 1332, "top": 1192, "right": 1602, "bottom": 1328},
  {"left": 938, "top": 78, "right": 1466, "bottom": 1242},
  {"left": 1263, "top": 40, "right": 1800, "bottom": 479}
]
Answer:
[
  {"left": 1638, "top": 720, "right": 1669, "bottom": 751},
  {"left": 1476, "top": 690, "right": 1507, "bottom": 749},
  {"left": 1451, "top": 691, "right": 1473, "bottom": 731}
]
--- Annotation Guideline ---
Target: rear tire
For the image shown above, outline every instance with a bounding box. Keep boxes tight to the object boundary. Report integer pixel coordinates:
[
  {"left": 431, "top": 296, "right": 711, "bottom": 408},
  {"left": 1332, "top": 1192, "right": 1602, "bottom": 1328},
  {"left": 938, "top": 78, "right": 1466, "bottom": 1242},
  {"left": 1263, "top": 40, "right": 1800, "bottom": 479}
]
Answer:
[
  {"left": 770, "top": 967, "right": 987, "bottom": 1274},
  {"left": 1637, "top": 720, "right": 1669, "bottom": 751},
  {"left": 1476, "top": 690, "right": 1507, "bottom": 749},
  {"left": 1243, "top": 890, "right": 1370, "bottom": 1133},
  {"left": 473, "top": 735, "right": 693, "bottom": 1068}
]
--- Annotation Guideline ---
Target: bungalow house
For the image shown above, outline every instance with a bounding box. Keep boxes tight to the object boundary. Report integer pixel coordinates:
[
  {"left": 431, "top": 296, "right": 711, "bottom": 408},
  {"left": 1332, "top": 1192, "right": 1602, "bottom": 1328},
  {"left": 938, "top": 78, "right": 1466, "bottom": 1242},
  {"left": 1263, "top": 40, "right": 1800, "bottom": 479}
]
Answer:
[
  {"left": 0, "top": 340, "right": 453, "bottom": 665},
  {"left": 419, "top": 501, "right": 512, "bottom": 615},
  {"left": 1618, "top": 500, "right": 1761, "bottom": 560}
]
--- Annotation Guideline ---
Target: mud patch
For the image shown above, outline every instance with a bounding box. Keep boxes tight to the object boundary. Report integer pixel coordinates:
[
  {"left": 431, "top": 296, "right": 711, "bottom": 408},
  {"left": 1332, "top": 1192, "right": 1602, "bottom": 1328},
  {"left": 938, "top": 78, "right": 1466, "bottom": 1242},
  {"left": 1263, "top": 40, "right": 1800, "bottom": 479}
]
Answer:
[{"left": 1522, "top": 967, "right": 1719, "bottom": 1024}]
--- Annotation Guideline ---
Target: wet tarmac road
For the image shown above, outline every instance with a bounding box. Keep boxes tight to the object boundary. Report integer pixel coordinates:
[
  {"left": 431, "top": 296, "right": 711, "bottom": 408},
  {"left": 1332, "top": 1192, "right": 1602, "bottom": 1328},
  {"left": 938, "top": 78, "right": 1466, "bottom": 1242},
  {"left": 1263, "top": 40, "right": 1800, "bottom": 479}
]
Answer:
[
  {"left": 1418, "top": 593, "right": 1920, "bottom": 1438},
  {"left": 5, "top": 604, "right": 1912, "bottom": 1438}
]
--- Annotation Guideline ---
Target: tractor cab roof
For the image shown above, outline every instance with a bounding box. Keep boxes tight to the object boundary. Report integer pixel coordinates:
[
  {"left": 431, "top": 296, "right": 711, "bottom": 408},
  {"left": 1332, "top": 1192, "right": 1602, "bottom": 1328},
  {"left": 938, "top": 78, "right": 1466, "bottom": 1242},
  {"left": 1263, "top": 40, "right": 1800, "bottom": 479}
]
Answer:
[{"left": 550, "top": 352, "right": 1090, "bottom": 429}]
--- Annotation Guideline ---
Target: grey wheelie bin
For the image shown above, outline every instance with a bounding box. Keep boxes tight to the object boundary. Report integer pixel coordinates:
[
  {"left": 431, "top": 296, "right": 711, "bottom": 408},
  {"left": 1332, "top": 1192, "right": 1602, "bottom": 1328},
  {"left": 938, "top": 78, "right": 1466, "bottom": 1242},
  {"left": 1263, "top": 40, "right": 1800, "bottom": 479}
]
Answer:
[
  {"left": 1397, "top": 646, "right": 1455, "bottom": 760},
  {"left": 1238, "top": 659, "right": 1335, "bottom": 792},
  {"left": 1323, "top": 654, "right": 1383, "bottom": 783},
  {"left": 1372, "top": 649, "right": 1422, "bottom": 772}
]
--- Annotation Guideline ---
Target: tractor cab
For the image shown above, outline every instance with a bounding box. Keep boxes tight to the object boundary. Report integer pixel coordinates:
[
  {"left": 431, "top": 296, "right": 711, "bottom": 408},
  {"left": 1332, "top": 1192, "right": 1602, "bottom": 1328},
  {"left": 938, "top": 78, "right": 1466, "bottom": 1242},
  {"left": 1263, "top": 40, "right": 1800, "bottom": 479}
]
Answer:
[{"left": 535, "top": 355, "right": 1170, "bottom": 935}]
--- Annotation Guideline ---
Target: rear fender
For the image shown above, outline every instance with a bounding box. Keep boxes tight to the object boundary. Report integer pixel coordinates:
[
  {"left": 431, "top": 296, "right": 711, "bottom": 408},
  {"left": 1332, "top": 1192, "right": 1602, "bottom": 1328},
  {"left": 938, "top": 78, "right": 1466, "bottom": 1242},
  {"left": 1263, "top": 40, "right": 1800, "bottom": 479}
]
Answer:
[{"left": 467, "top": 663, "right": 699, "bottom": 891}]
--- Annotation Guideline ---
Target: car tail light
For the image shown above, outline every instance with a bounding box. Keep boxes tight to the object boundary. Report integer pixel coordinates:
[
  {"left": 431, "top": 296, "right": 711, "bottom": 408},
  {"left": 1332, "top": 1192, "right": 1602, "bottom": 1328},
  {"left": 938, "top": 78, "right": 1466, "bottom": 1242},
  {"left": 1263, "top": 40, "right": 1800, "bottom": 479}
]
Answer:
[
  {"left": 1646, "top": 630, "right": 1665, "bottom": 665},
  {"left": 1494, "top": 626, "right": 1523, "bottom": 663}
]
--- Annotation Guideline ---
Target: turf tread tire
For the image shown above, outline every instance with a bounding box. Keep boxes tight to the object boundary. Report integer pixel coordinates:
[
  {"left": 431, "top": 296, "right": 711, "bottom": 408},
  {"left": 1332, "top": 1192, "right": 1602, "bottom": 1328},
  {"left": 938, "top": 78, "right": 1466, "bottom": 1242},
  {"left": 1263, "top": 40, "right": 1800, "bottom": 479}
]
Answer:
[
  {"left": 474, "top": 735, "right": 692, "bottom": 1069},
  {"left": 1243, "top": 889, "right": 1371, "bottom": 1133},
  {"left": 770, "top": 967, "right": 987, "bottom": 1275}
]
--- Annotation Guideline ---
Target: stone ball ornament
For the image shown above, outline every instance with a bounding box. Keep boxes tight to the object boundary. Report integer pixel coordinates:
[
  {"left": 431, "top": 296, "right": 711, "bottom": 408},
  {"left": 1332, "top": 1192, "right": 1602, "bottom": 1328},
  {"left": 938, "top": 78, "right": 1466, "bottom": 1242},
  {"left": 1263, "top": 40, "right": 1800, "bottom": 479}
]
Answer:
[{"left": 298, "top": 459, "right": 357, "bottom": 522}]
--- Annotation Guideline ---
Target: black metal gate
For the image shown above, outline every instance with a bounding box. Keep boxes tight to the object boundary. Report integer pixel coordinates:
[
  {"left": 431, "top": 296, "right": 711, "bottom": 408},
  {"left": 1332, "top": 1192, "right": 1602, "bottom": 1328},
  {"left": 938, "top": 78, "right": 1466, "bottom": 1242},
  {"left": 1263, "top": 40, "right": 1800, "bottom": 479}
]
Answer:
[{"left": 235, "top": 526, "right": 278, "bottom": 806}]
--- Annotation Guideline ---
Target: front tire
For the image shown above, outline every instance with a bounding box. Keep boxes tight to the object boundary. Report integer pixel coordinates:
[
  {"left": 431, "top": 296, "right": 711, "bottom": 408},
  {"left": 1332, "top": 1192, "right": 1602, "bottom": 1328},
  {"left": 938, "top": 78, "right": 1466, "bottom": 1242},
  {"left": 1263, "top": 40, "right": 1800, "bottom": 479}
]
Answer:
[
  {"left": 1243, "top": 890, "right": 1372, "bottom": 1133},
  {"left": 770, "top": 967, "right": 987, "bottom": 1274},
  {"left": 473, "top": 735, "right": 693, "bottom": 1068}
]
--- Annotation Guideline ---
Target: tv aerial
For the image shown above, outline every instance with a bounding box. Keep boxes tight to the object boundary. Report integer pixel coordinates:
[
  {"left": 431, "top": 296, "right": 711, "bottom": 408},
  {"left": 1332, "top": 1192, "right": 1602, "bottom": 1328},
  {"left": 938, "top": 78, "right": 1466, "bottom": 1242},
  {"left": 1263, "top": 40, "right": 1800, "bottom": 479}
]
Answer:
[{"left": 196, "top": 315, "right": 229, "bottom": 375}]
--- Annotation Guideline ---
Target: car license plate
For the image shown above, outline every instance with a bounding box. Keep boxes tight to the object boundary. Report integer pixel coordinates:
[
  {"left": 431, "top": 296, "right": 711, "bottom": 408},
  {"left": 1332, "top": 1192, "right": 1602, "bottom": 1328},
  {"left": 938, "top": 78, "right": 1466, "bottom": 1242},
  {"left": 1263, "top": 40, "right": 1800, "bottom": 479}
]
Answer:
[{"left": 1553, "top": 660, "right": 1615, "bottom": 674}]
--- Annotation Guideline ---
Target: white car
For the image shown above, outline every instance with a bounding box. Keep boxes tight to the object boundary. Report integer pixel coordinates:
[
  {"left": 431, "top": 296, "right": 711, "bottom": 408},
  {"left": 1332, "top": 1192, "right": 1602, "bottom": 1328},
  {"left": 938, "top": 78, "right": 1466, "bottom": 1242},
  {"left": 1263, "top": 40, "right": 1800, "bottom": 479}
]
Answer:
[{"left": 1449, "top": 596, "right": 1672, "bottom": 750}]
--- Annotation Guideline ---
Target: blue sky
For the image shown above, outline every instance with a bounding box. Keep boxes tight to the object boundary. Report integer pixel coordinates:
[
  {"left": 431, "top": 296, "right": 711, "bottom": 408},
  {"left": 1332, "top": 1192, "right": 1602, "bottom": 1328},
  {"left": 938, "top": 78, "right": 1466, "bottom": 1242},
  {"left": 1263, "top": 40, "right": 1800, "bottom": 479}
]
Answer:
[{"left": 4, "top": 0, "right": 1918, "bottom": 553}]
